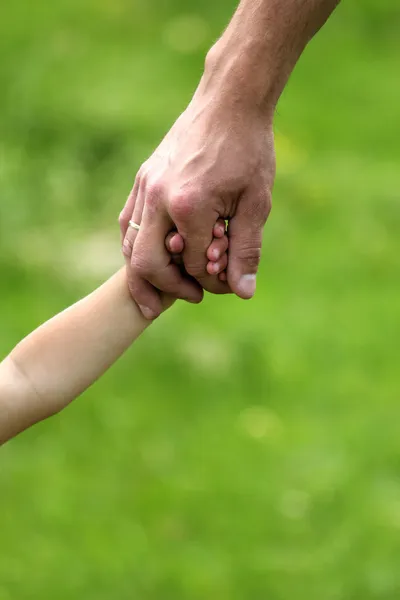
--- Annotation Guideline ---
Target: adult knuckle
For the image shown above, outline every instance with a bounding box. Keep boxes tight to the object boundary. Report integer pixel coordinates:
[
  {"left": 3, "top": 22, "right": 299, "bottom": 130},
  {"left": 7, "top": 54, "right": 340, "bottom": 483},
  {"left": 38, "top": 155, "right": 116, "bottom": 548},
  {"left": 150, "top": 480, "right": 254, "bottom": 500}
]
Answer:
[
  {"left": 122, "top": 237, "right": 133, "bottom": 258},
  {"left": 237, "top": 243, "right": 262, "bottom": 268},
  {"left": 130, "top": 252, "right": 152, "bottom": 276},
  {"left": 242, "top": 193, "right": 271, "bottom": 227},
  {"left": 169, "top": 189, "right": 198, "bottom": 222},
  {"left": 138, "top": 161, "right": 149, "bottom": 180},
  {"left": 145, "top": 179, "right": 166, "bottom": 209},
  {"left": 133, "top": 171, "right": 141, "bottom": 188},
  {"left": 119, "top": 211, "right": 129, "bottom": 230}
]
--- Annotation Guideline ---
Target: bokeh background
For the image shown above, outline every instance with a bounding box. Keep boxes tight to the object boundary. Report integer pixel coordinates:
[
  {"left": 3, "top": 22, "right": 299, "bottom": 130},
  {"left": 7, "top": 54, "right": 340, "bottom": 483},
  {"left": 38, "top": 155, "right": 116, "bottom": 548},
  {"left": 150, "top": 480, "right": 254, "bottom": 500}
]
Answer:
[{"left": 1, "top": 1, "right": 399, "bottom": 598}]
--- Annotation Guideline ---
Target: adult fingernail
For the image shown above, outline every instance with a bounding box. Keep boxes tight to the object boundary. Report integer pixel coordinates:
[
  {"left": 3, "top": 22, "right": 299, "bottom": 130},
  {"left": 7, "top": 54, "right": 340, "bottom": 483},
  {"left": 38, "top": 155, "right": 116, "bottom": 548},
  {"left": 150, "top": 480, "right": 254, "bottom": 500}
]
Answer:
[
  {"left": 238, "top": 274, "right": 256, "bottom": 299},
  {"left": 139, "top": 305, "right": 158, "bottom": 320}
]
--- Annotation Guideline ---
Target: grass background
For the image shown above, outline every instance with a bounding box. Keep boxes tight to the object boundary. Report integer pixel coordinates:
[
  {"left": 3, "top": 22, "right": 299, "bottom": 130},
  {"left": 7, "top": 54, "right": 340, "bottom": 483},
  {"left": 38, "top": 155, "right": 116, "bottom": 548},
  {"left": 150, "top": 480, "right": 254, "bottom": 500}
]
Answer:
[{"left": 1, "top": 1, "right": 399, "bottom": 598}]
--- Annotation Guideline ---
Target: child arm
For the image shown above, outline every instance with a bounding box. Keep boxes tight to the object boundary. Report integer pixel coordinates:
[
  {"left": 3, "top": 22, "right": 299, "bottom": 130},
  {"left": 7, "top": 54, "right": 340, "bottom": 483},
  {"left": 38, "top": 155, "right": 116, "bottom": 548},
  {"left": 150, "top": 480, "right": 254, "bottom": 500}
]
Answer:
[
  {"left": 0, "top": 219, "right": 229, "bottom": 445},
  {"left": 0, "top": 268, "right": 153, "bottom": 444}
]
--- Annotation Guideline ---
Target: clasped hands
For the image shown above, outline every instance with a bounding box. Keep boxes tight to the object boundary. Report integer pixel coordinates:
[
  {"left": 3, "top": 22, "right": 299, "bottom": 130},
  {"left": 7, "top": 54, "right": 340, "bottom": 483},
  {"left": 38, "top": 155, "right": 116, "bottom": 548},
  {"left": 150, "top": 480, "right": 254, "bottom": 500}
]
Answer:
[{"left": 119, "top": 74, "right": 276, "bottom": 319}]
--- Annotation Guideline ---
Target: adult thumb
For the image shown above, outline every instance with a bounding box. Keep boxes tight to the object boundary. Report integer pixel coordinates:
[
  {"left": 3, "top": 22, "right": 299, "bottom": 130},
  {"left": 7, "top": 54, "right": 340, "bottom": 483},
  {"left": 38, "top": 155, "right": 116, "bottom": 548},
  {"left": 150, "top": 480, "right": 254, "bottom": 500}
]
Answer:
[{"left": 227, "top": 187, "right": 271, "bottom": 299}]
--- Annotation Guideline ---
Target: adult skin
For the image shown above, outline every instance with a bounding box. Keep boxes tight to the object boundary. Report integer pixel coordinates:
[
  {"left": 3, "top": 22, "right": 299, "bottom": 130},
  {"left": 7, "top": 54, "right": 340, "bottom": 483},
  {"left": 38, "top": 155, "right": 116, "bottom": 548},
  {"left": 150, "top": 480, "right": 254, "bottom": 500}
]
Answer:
[{"left": 120, "top": 0, "right": 340, "bottom": 320}]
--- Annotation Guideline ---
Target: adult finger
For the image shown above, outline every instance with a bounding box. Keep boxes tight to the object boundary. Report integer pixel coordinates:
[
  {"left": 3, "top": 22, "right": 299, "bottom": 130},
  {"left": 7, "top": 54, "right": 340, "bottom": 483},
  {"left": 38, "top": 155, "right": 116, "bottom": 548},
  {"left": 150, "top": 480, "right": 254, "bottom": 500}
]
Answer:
[
  {"left": 170, "top": 191, "right": 227, "bottom": 293},
  {"left": 124, "top": 223, "right": 158, "bottom": 322},
  {"left": 227, "top": 184, "right": 271, "bottom": 299},
  {"left": 122, "top": 178, "right": 146, "bottom": 262},
  {"left": 167, "top": 221, "right": 227, "bottom": 265},
  {"left": 131, "top": 187, "right": 203, "bottom": 317},
  {"left": 119, "top": 173, "right": 140, "bottom": 242},
  {"left": 123, "top": 180, "right": 166, "bottom": 320}
]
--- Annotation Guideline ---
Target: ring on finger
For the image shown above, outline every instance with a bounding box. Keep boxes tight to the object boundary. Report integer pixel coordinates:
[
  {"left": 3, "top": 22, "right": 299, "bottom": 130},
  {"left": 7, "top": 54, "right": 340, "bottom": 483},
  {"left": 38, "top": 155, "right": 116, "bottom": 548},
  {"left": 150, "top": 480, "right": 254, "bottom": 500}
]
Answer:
[{"left": 129, "top": 220, "right": 140, "bottom": 231}]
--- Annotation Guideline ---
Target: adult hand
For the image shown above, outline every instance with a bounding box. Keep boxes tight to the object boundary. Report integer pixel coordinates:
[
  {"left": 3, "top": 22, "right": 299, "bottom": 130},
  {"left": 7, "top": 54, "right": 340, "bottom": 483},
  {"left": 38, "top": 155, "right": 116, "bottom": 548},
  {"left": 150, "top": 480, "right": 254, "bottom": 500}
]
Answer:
[
  {"left": 120, "top": 0, "right": 340, "bottom": 321},
  {"left": 120, "top": 54, "right": 275, "bottom": 320}
]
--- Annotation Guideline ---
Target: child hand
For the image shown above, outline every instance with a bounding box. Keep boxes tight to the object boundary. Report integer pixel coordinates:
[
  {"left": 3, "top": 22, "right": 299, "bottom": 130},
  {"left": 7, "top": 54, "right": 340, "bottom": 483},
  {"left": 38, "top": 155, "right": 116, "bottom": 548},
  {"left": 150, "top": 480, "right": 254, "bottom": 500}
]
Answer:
[{"left": 165, "top": 218, "right": 229, "bottom": 282}]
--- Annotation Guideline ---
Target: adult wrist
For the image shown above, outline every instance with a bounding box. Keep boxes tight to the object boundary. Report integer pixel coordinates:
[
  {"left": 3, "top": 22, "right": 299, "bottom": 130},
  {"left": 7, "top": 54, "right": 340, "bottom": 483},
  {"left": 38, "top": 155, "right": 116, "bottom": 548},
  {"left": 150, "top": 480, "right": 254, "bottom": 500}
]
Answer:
[{"left": 201, "top": 39, "right": 277, "bottom": 122}]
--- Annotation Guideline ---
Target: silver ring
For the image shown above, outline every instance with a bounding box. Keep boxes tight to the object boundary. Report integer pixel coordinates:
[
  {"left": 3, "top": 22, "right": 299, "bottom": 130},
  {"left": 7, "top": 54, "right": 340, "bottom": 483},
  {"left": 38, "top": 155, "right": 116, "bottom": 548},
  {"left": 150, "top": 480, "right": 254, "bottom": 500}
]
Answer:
[{"left": 129, "top": 220, "right": 140, "bottom": 231}]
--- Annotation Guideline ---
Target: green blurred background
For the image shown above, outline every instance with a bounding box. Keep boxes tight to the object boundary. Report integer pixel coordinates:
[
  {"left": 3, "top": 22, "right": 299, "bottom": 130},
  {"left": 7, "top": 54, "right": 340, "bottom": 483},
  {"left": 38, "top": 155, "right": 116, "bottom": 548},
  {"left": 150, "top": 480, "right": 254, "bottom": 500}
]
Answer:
[{"left": 1, "top": 1, "right": 399, "bottom": 598}]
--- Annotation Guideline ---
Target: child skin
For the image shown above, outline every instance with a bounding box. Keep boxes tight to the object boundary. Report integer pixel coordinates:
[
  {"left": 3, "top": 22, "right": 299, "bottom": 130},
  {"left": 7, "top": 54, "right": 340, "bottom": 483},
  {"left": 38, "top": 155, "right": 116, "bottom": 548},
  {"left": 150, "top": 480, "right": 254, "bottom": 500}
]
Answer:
[{"left": 0, "top": 220, "right": 228, "bottom": 445}]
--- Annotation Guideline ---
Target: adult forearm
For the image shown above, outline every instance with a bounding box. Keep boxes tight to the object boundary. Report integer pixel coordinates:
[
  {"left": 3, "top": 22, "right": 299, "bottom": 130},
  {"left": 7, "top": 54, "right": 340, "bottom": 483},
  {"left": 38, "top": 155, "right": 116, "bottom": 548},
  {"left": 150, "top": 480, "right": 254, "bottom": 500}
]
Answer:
[{"left": 202, "top": 0, "right": 340, "bottom": 115}]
